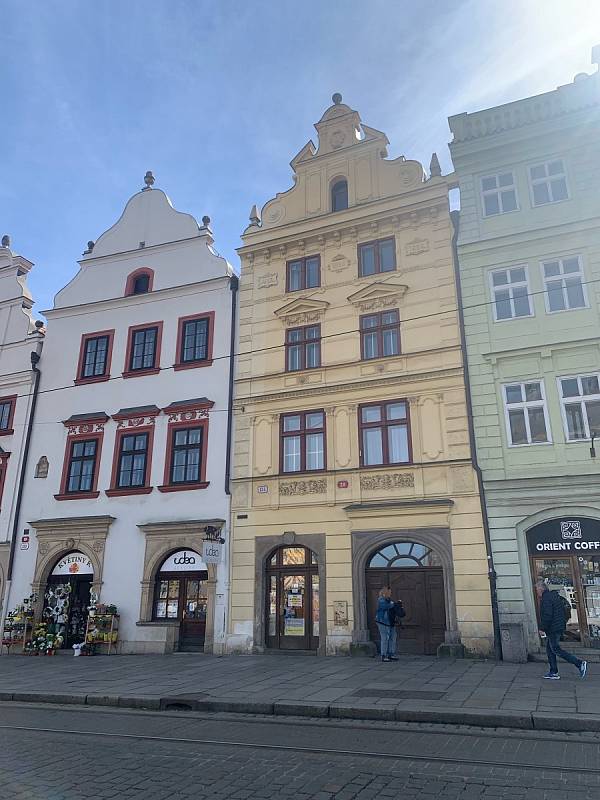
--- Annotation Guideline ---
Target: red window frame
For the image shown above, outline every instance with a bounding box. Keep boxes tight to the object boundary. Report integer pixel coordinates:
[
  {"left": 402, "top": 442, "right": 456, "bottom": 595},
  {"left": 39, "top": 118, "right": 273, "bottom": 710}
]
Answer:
[
  {"left": 75, "top": 330, "right": 115, "bottom": 385},
  {"left": 358, "top": 400, "right": 412, "bottom": 468},
  {"left": 285, "top": 324, "right": 321, "bottom": 372},
  {"left": 122, "top": 321, "right": 163, "bottom": 378},
  {"left": 360, "top": 310, "right": 401, "bottom": 360},
  {"left": 55, "top": 425, "right": 105, "bottom": 501},
  {"left": 174, "top": 311, "right": 215, "bottom": 371},
  {"left": 357, "top": 237, "right": 397, "bottom": 277},
  {"left": 124, "top": 267, "right": 154, "bottom": 296},
  {"left": 106, "top": 420, "right": 156, "bottom": 497},
  {"left": 279, "top": 409, "right": 327, "bottom": 475},
  {"left": 0, "top": 450, "right": 10, "bottom": 509},
  {"left": 285, "top": 255, "right": 321, "bottom": 292},
  {"left": 0, "top": 395, "right": 17, "bottom": 436},
  {"left": 159, "top": 418, "right": 209, "bottom": 493}
]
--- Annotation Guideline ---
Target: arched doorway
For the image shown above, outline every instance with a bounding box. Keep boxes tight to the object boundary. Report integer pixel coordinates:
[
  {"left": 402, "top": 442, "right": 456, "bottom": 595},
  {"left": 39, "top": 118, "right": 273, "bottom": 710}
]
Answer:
[
  {"left": 266, "top": 545, "right": 319, "bottom": 651},
  {"left": 152, "top": 549, "right": 208, "bottom": 651},
  {"left": 43, "top": 551, "right": 94, "bottom": 648},
  {"left": 366, "top": 541, "right": 446, "bottom": 655}
]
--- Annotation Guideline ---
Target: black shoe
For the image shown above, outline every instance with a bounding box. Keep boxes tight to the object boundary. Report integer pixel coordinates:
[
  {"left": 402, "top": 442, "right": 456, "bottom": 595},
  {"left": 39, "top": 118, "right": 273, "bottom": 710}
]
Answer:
[{"left": 388, "top": 656, "right": 399, "bottom": 661}]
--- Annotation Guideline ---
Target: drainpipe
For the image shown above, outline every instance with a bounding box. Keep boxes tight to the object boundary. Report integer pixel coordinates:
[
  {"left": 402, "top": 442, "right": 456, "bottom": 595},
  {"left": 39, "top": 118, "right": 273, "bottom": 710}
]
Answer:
[
  {"left": 224, "top": 274, "right": 238, "bottom": 496},
  {"left": 450, "top": 210, "right": 503, "bottom": 661},
  {"left": 0, "top": 344, "right": 42, "bottom": 649}
]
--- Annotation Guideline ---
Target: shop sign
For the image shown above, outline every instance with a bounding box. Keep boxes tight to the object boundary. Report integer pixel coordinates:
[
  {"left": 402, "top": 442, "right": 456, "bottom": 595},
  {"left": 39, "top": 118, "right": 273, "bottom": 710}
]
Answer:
[
  {"left": 202, "top": 540, "right": 222, "bottom": 565},
  {"left": 51, "top": 552, "right": 93, "bottom": 576},
  {"left": 527, "top": 518, "right": 600, "bottom": 555},
  {"left": 20, "top": 531, "right": 30, "bottom": 551},
  {"left": 159, "top": 550, "right": 207, "bottom": 572}
]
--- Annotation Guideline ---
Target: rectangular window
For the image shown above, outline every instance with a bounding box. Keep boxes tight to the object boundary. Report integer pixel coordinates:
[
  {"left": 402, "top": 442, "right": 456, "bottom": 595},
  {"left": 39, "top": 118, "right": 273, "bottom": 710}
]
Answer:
[
  {"left": 129, "top": 326, "right": 158, "bottom": 371},
  {"left": 359, "top": 401, "right": 410, "bottom": 466},
  {"left": 280, "top": 410, "right": 325, "bottom": 473},
  {"left": 503, "top": 381, "right": 550, "bottom": 446},
  {"left": 360, "top": 310, "right": 400, "bottom": 359},
  {"left": 529, "top": 159, "right": 569, "bottom": 206},
  {"left": 358, "top": 238, "right": 396, "bottom": 277},
  {"left": 0, "top": 396, "right": 16, "bottom": 434},
  {"left": 117, "top": 433, "right": 149, "bottom": 488},
  {"left": 169, "top": 426, "right": 203, "bottom": 485},
  {"left": 66, "top": 439, "right": 98, "bottom": 493},
  {"left": 82, "top": 336, "right": 109, "bottom": 378},
  {"left": 542, "top": 256, "right": 587, "bottom": 313},
  {"left": 559, "top": 374, "right": 600, "bottom": 441},
  {"left": 286, "top": 256, "right": 321, "bottom": 292},
  {"left": 285, "top": 325, "right": 321, "bottom": 372},
  {"left": 490, "top": 266, "right": 532, "bottom": 321},
  {"left": 481, "top": 172, "right": 518, "bottom": 216},
  {"left": 174, "top": 313, "right": 215, "bottom": 371}
]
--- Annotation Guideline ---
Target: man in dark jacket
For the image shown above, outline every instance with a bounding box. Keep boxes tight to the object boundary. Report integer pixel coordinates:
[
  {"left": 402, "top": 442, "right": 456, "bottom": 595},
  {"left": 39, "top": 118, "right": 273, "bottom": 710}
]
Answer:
[{"left": 535, "top": 579, "right": 587, "bottom": 680}]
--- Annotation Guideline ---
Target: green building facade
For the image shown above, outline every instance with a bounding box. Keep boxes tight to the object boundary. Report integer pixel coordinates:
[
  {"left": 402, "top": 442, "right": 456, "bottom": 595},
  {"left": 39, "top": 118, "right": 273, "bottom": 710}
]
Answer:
[{"left": 449, "top": 50, "right": 600, "bottom": 660}]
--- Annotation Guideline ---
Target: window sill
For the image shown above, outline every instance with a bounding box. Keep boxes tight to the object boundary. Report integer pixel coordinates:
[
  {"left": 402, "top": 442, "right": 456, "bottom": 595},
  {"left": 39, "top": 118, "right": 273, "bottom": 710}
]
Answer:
[
  {"left": 173, "top": 359, "right": 213, "bottom": 371},
  {"left": 122, "top": 368, "right": 160, "bottom": 379},
  {"left": 74, "top": 375, "right": 110, "bottom": 386},
  {"left": 279, "top": 470, "right": 327, "bottom": 477},
  {"left": 360, "top": 354, "right": 402, "bottom": 363},
  {"left": 358, "top": 462, "right": 413, "bottom": 470},
  {"left": 158, "top": 482, "right": 209, "bottom": 493},
  {"left": 0, "top": 429, "right": 14, "bottom": 437},
  {"left": 105, "top": 486, "right": 154, "bottom": 497},
  {"left": 54, "top": 492, "right": 100, "bottom": 501}
]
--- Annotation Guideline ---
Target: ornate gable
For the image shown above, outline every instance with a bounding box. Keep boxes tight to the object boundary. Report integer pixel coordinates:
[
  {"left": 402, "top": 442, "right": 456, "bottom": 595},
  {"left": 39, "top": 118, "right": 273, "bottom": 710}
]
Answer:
[
  {"left": 274, "top": 297, "right": 330, "bottom": 327},
  {"left": 347, "top": 281, "right": 408, "bottom": 313}
]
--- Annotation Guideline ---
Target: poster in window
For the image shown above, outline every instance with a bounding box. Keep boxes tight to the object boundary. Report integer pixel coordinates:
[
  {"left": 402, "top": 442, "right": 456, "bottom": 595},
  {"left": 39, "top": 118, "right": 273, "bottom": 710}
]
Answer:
[{"left": 284, "top": 618, "right": 305, "bottom": 636}]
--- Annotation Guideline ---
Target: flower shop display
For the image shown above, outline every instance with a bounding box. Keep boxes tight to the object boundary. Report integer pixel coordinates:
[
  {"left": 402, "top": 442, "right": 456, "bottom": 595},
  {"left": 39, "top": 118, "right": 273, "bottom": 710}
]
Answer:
[
  {"left": 1, "top": 593, "right": 37, "bottom": 654},
  {"left": 84, "top": 606, "right": 119, "bottom": 655}
]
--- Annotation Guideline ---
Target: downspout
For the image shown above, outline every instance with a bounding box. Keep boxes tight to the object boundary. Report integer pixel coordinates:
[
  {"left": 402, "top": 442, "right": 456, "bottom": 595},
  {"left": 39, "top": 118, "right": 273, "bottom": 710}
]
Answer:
[
  {"left": 451, "top": 210, "right": 503, "bottom": 661},
  {"left": 224, "top": 274, "right": 238, "bottom": 496},
  {"left": 0, "top": 345, "right": 42, "bottom": 648}
]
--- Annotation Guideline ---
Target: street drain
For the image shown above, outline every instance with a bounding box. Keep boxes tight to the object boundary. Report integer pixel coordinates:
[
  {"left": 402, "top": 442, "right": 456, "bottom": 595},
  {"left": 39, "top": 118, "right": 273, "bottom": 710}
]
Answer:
[{"left": 162, "top": 702, "right": 195, "bottom": 711}]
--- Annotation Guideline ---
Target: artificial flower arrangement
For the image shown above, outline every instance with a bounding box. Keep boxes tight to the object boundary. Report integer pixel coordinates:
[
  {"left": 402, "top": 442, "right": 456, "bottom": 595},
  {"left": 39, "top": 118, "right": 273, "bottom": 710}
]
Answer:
[
  {"left": 24, "top": 622, "right": 64, "bottom": 655},
  {"left": 2, "top": 594, "right": 38, "bottom": 650}
]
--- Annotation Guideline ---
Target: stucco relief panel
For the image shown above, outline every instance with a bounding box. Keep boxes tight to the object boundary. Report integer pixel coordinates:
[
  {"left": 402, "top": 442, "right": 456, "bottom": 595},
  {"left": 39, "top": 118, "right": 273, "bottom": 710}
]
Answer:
[
  {"left": 306, "top": 173, "right": 322, "bottom": 215},
  {"left": 334, "top": 407, "right": 352, "bottom": 468},
  {"left": 253, "top": 416, "right": 274, "bottom": 475},
  {"left": 420, "top": 395, "right": 444, "bottom": 460}
]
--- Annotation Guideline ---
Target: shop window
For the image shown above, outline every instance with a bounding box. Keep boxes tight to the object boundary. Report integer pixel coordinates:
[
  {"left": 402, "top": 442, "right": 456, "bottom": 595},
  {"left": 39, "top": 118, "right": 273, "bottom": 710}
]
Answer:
[
  {"left": 280, "top": 410, "right": 326, "bottom": 473},
  {"left": 266, "top": 546, "right": 319, "bottom": 651},
  {"left": 529, "top": 159, "right": 569, "bottom": 206},
  {"left": 174, "top": 312, "right": 215, "bottom": 370},
  {"left": 0, "top": 395, "right": 16, "bottom": 435},
  {"left": 558, "top": 373, "right": 600, "bottom": 441},
  {"left": 331, "top": 179, "right": 348, "bottom": 212},
  {"left": 481, "top": 171, "right": 518, "bottom": 216},
  {"left": 286, "top": 255, "right": 321, "bottom": 292},
  {"left": 490, "top": 266, "right": 532, "bottom": 321},
  {"left": 125, "top": 268, "right": 154, "bottom": 296},
  {"left": 541, "top": 255, "right": 587, "bottom": 313},
  {"left": 358, "top": 238, "right": 396, "bottom": 277},
  {"left": 502, "top": 381, "right": 551, "bottom": 446},
  {"left": 360, "top": 310, "right": 400, "bottom": 359},
  {"left": 75, "top": 331, "right": 114, "bottom": 385},
  {"left": 359, "top": 400, "right": 411, "bottom": 467},
  {"left": 123, "top": 322, "right": 163, "bottom": 378},
  {"left": 286, "top": 324, "right": 321, "bottom": 371},
  {"left": 152, "top": 550, "right": 208, "bottom": 651}
]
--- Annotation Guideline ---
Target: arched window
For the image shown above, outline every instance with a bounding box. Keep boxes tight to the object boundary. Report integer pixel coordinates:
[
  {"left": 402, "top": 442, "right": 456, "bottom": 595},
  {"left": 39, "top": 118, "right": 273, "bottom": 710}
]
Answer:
[
  {"left": 368, "top": 541, "right": 436, "bottom": 568},
  {"left": 125, "top": 268, "right": 154, "bottom": 297},
  {"left": 331, "top": 179, "right": 348, "bottom": 212}
]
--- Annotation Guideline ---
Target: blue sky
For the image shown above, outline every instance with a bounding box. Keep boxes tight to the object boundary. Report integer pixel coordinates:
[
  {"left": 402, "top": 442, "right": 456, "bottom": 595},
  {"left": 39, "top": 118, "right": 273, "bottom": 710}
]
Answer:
[{"left": 2, "top": 0, "right": 598, "bottom": 312}]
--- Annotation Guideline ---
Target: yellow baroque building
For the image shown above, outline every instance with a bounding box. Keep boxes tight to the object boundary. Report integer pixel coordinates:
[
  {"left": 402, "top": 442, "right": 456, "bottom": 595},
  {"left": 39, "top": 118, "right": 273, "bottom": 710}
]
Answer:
[{"left": 228, "top": 95, "right": 494, "bottom": 657}]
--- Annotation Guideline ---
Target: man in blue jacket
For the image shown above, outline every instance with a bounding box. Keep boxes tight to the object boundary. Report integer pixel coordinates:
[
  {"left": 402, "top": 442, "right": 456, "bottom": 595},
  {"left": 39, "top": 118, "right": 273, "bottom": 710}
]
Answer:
[{"left": 535, "top": 579, "right": 587, "bottom": 680}]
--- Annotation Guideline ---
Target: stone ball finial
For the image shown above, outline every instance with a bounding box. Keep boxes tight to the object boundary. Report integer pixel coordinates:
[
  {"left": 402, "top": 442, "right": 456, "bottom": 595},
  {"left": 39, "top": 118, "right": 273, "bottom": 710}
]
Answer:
[
  {"left": 202, "top": 215, "right": 211, "bottom": 227},
  {"left": 87, "top": 240, "right": 95, "bottom": 251},
  {"left": 332, "top": 92, "right": 342, "bottom": 105},
  {"left": 1, "top": 234, "right": 10, "bottom": 248},
  {"left": 143, "top": 171, "right": 155, "bottom": 189}
]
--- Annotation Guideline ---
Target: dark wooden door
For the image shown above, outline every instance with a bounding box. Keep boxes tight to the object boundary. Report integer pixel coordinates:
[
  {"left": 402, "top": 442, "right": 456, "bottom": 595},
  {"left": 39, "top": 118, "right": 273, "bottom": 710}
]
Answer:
[
  {"left": 366, "top": 568, "right": 445, "bottom": 655},
  {"left": 179, "top": 576, "right": 208, "bottom": 652}
]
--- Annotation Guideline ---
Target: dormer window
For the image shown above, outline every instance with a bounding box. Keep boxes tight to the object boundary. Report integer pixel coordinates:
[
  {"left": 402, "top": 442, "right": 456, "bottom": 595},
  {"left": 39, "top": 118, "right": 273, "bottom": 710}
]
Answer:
[
  {"left": 125, "top": 268, "right": 154, "bottom": 297},
  {"left": 331, "top": 179, "right": 348, "bottom": 212}
]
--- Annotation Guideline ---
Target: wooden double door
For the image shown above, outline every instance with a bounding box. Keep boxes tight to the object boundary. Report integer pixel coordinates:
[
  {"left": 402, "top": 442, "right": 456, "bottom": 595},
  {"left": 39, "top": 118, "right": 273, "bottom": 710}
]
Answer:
[
  {"left": 154, "top": 572, "right": 208, "bottom": 651},
  {"left": 367, "top": 568, "right": 446, "bottom": 655}
]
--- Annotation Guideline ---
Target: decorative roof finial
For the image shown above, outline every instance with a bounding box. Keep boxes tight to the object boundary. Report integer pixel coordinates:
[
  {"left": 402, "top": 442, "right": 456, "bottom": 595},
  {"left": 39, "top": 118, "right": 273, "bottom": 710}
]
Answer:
[
  {"left": 249, "top": 204, "right": 261, "bottom": 227},
  {"left": 143, "top": 171, "right": 155, "bottom": 190},
  {"left": 201, "top": 215, "right": 211, "bottom": 227},
  {"left": 429, "top": 152, "right": 441, "bottom": 178},
  {"left": 83, "top": 240, "right": 95, "bottom": 255},
  {"left": 332, "top": 92, "right": 342, "bottom": 105},
  {"left": 1, "top": 234, "right": 10, "bottom": 248}
]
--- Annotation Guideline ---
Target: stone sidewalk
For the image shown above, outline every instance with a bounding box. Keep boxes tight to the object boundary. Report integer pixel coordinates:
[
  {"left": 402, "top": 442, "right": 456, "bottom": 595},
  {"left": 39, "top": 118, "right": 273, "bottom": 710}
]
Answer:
[{"left": 0, "top": 651, "right": 598, "bottom": 732}]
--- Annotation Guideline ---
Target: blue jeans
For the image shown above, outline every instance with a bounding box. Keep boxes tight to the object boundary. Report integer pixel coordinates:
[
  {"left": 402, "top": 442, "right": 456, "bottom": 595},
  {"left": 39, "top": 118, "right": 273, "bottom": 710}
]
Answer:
[
  {"left": 546, "top": 632, "right": 582, "bottom": 674},
  {"left": 377, "top": 623, "right": 396, "bottom": 657}
]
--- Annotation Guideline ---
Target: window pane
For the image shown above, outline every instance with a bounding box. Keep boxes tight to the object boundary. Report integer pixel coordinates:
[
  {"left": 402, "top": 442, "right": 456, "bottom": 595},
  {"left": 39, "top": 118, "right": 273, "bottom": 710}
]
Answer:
[
  {"left": 582, "top": 376, "right": 599, "bottom": 395},
  {"left": 283, "top": 436, "right": 301, "bottom": 472},
  {"left": 561, "top": 378, "right": 580, "bottom": 398},
  {"left": 282, "top": 547, "right": 305, "bottom": 565},
  {"left": 363, "top": 331, "right": 378, "bottom": 359},
  {"left": 533, "top": 182, "right": 550, "bottom": 205},
  {"left": 188, "top": 428, "right": 202, "bottom": 445},
  {"left": 0, "top": 403, "right": 10, "bottom": 429},
  {"left": 543, "top": 261, "right": 560, "bottom": 278},
  {"left": 361, "top": 406, "right": 381, "bottom": 423},
  {"left": 565, "top": 277, "right": 585, "bottom": 309},
  {"left": 530, "top": 164, "right": 546, "bottom": 180},
  {"left": 565, "top": 403, "right": 586, "bottom": 439},
  {"left": 72, "top": 442, "right": 84, "bottom": 458},
  {"left": 305, "top": 412, "right": 324, "bottom": 429},
  {"left": 505, "top": 385, "right": 523, "bottom": 404},
  {"left": 387, "top": 402, "right": 406, "bottom": 420},
  {"left": 550, "top": 177, "right": 567, "bottom": 201},
  {"left": 498, "top": 172, "right": 513, "bottom": 187},
  {"left": 481, "top": 176, "right": 497, "bottom": 191},
  {"left": 528, "top": 407, "right": 548, "bottom": 443},
  {"left": 500, "top": 190, "right": 517, "bottom": 212},
  {"left": 492, "top": 270, "right": 508, "bottom": 287},
  {"left": 512, "top": 286, "right": 531, "bottom": 317},
  {"left": 306, "top": 326, "right": 320, "bottom": 340},
  {"left": 494, "top": 289, "right": 512, "bottom": 320},
  {"left": 382, "top": 328, "right": 399, "bottom": 356},
  {"left": 287, "top": 329, "right": 302, "bottom": 343},
  {"left": 563, "top": 258, "right": 580, "bottom": 274},
  {"left": 283, "top": 415, "right": 301, "bottom": 432},
  {"left": 510, "top": 267, "right": 526, "bottom": 283},
  {"left": 546, "top": 280, "right": 565, "bottom": 311},
  {"left": 379, "top": 240, "right": 395, "bottom": 272},
  {"left": 363, "top": 428, "right": 383, "bottom": 465},
  {"left": 548, "top": 160, "right": 564, "bottom": 176},
  {"left": 388, "top": 425, "right": 409, "bottom": 463},
  {"left": 312, "top": 575, "right": 319, "bottom": 637},
  {"left": 287, "top": 344, "right": 301, "bottom": 371},
  {"left": 509, "top": 409, "right": 528, "bottom": 444},
  {"left": 305, "top": 341, "right": 320, "bottom": 368},
  {"left": 305, "top": 258, "right": 320, "bottom": 288},
  {"left": 306, "top": 433, "right": 324, "bottom": 470},
  {"left": 484, "top": 194, "right": 500, "bottom": 216},
  {"left": 524, "top": 382, "right": 542, "bottom": 402},
  {"left": 288, "top": 261, "right": 303, "bottom": 291},
  {"left": 359, "top": 244, "right": 376, "bottom": 276},
  {"left": 361, "top": 315, "right": 378, "bottom": 329},
  {"left": 381, "top": 310, "right": 399, "bottom": 325},
  {"left": 586, "top": 401, "right": 600, "bottom": 436}
]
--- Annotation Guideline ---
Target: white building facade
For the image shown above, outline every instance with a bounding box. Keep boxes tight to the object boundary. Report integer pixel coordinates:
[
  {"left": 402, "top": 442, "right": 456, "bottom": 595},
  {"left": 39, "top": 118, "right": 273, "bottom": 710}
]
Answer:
[{"left": 6, "top": 179, "right": 237, "bottom": 654}]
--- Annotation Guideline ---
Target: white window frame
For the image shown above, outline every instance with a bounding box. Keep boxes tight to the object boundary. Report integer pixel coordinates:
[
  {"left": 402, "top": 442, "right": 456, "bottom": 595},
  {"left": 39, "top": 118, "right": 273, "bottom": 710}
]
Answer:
[
  {"left": 480, "top": 171, "right": 519, "bottom": 217},
  {"left": 502, "top": 380, "right": 552, "bottom": 447},
  {"left": 557, "top": 373, "right": 600, "bottom": 442},
  {"left": 528, "top": 158, "right": 569, "bottom": 206},
  {"left": 489, "top": 265, "right": 534, "bottom": 322},
  {"left": 540, "top": 255, "right": 588, "bottom": 314}
]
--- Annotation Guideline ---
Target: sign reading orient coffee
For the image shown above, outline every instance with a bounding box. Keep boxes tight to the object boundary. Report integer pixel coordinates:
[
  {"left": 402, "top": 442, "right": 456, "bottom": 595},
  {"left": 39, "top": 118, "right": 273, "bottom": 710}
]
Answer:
[
  {"left": 159, "top": 550, "right": 208, "bottom": 573},
  {"left": 527, "top": 518, "right": 600, "bottom": 554}
]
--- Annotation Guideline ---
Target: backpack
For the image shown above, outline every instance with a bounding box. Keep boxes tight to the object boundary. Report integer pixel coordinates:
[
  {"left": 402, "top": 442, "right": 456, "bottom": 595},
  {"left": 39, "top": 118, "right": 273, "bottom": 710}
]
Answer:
[{"left": 558, "top": 594, "right": 572, "bottom": 625}]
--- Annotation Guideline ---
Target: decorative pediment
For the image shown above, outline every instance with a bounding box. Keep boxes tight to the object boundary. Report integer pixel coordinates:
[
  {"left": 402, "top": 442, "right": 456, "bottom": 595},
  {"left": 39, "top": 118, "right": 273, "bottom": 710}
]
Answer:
[
  {"left": 347, "top": 282, "right": 408, "bottom": 313},
  {"left": 274, "top": 297, "right": 330, "bottom": 327}
]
